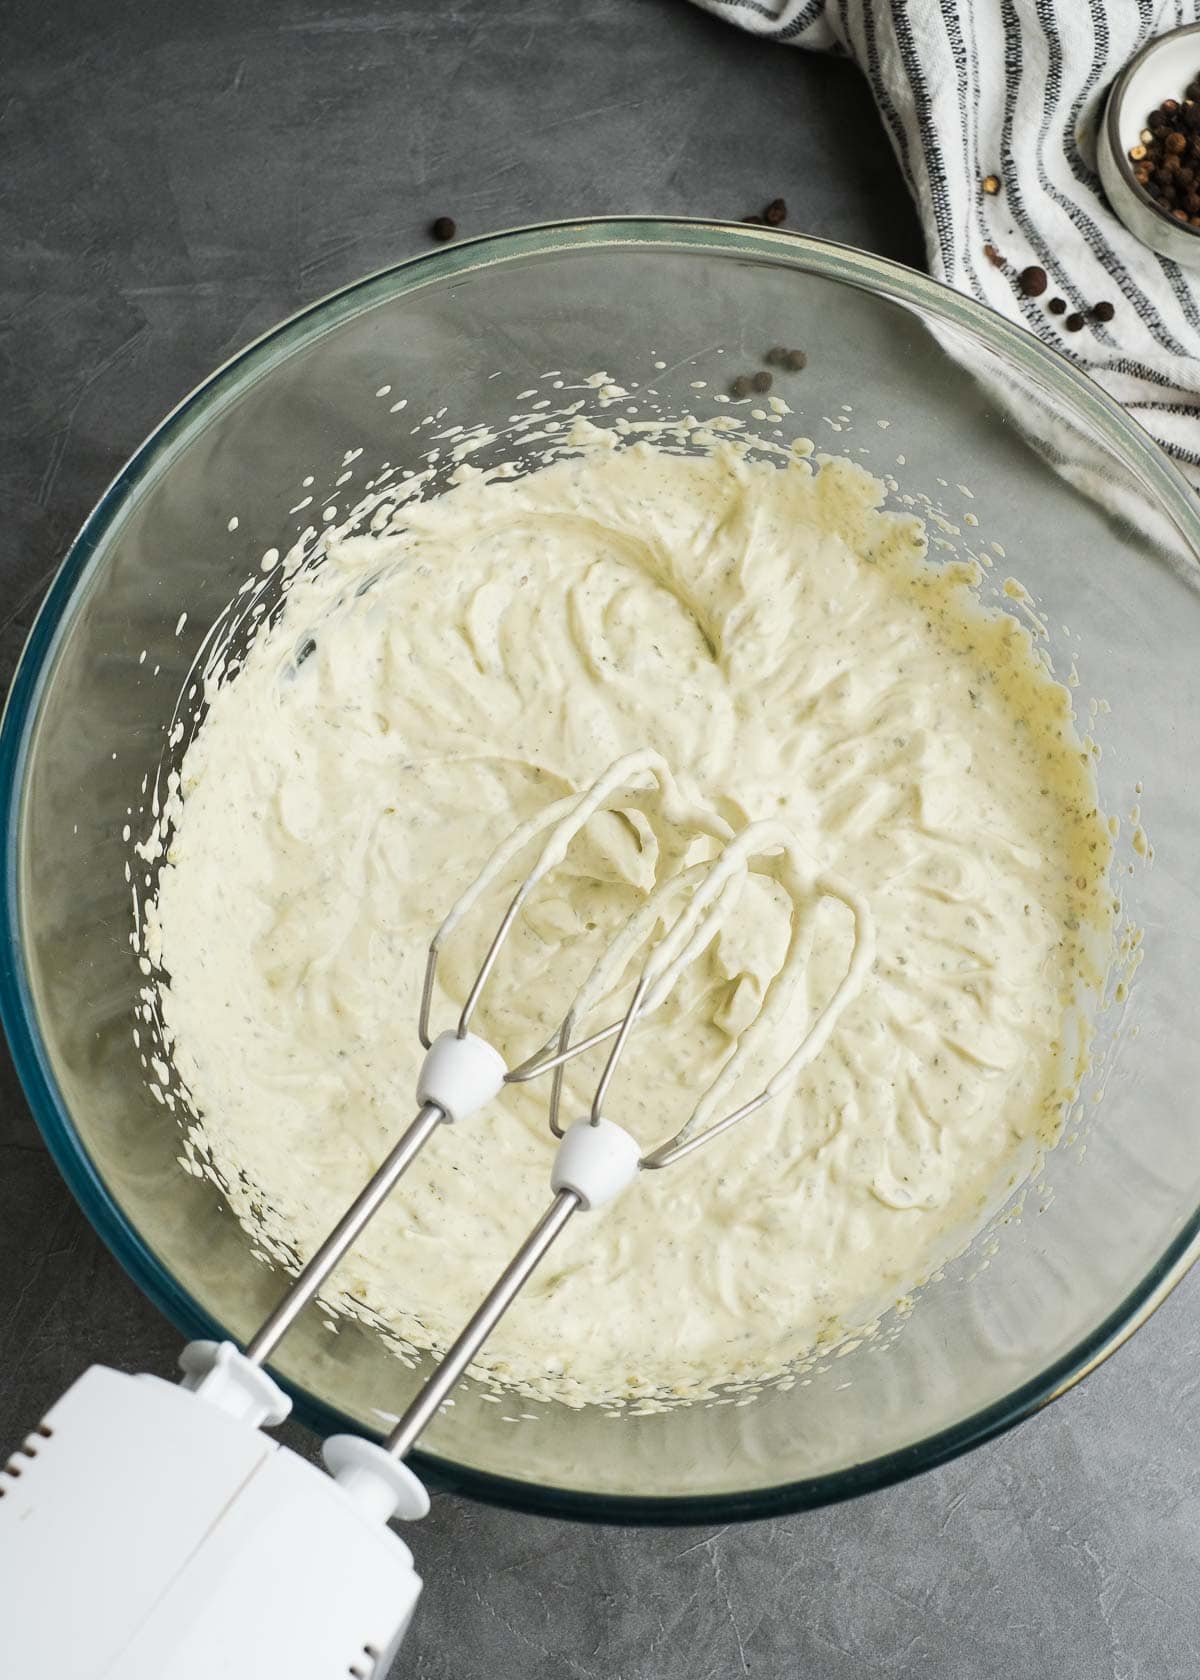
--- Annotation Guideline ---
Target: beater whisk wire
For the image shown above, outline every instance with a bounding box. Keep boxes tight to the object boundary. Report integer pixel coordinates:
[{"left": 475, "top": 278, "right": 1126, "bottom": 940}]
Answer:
[
  {"left": 510, "top": 816, "right": 875, "bottom": 1168},
  {"left": 417, "top": 746, "right": 735, "bottom": 1051}
]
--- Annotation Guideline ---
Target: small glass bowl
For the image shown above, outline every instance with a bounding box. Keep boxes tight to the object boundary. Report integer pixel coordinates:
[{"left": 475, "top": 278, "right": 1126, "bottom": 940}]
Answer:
[{"left": 1099, "top": 21, "right": 1200, "bottom": 266}]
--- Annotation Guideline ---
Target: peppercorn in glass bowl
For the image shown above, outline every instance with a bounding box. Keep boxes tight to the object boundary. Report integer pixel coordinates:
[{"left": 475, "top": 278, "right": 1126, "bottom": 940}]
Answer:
[
  {"left": 1100, "top": 21, "right": 1200, "bottom": 267},
  {"left": 3, "top": 218, "right": 1199, "bottom": 1522}
]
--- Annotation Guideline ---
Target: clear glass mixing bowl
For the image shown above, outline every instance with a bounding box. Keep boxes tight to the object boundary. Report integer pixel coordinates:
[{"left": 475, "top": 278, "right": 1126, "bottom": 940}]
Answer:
[{"left": 3, "top": 219, "right": 1199, "bottom": 1524}]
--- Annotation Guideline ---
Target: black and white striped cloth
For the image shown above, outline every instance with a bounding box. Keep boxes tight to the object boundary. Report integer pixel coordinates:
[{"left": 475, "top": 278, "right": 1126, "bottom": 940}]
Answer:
[{"left": 690, "top": 0, "right": 1200, "bottom": 487}]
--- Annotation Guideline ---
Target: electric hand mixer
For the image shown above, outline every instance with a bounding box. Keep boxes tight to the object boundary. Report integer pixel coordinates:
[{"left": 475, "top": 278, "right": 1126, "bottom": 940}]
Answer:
[{"left": 0, "top": 750, "right": 874, "bottom": 1679}]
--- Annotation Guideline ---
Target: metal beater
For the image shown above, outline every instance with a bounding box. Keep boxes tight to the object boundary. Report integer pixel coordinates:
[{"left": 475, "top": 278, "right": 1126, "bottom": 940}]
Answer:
[{"left": 0, "top": 750, "right": 874, "bottom": 1680}]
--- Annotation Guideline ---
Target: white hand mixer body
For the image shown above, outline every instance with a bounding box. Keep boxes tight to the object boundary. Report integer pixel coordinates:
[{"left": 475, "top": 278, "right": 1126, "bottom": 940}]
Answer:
[{"left": 0, "top": 751, "right": 874, "bottom": 1678}]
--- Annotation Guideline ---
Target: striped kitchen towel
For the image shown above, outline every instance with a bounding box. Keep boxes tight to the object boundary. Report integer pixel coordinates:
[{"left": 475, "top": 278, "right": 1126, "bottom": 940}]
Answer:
[{"left": 689, "top": 0, "right": 1200, "bottom": 488}]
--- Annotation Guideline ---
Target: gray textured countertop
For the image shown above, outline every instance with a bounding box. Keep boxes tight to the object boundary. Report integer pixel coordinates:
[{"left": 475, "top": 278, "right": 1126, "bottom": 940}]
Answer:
[{"left": 3, "top": 2, "right": 1198, "bottom": 1675}]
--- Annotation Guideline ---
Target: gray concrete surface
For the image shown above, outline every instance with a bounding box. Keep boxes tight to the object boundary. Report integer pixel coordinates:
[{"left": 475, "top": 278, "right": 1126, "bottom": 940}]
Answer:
[{"left": 2, "top": 1, "right": 1198, "bottom": 1675}]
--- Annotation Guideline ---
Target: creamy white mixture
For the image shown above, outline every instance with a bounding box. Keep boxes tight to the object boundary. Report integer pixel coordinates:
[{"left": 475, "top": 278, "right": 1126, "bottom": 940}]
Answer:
[{"left": 144, "top": 431, "right": 1112, "bottom": 1406}]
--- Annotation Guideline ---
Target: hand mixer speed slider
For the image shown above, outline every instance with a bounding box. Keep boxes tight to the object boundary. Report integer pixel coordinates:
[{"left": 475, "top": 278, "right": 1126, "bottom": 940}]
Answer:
[{"left": 0, "top": 751, "right": 875, "bottom": 1680}]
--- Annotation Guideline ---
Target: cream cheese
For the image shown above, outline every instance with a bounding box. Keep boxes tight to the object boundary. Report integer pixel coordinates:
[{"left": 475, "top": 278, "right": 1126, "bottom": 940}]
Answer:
[{"left": 147, "top": 435, "right": 1112, "bottom": 1406}]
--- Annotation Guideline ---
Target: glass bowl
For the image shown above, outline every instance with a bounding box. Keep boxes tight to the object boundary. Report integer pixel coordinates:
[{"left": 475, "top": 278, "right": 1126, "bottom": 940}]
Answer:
[
  {"left": 3, "top": 218, "right": 1199, "bottom": 1525},
  {"left": 1098, "top": 21, "right": 1200, "bottom": 269}
]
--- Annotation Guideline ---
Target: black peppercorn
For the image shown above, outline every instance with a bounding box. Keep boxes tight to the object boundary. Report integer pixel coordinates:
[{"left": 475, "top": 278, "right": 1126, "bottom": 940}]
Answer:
[
  {"left": 751, "top": 370, "right": 773, "bottom": 393},
  {"left": 1091, "top": 300, "right": 1115, "bottom": 322},
  {"left": 767, "top": 347, "right": 807, "bottom": 372},
  {"left": 730, "top": 375, "right": 754, "bottom": 399},
  {"left": 1129, "top": 79, "right": 1200, "bottom": 231},
  {"left": 1065, "top": 313, "right": 1085, "bottom": 331},
  {"left": 430, "top": 216, "right": 457, "bottom": 241},
  {"left": 1047, "top": 296, "right": 1067, "bottom": 314},
  {"left": 763, "top": 198, "right": 787, "bottom": 225}
]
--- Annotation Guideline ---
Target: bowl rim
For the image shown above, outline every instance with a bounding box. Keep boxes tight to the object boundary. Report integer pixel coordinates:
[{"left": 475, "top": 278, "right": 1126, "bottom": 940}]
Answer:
[
  {"left": 1105, "top": 19, "right": 1200, "bottom": 239},
  {"left": 4, "top": 214, "right": 1200, "bottom": 1526}
]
